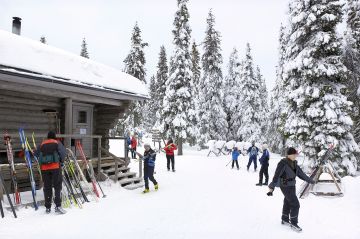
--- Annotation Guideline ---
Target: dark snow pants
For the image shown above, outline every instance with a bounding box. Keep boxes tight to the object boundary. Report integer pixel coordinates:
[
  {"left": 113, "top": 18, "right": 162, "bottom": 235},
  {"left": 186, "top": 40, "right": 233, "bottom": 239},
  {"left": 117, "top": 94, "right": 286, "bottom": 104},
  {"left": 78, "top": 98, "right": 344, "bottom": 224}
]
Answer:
[
  {"left": 144, "top": 166, "right": 157, "bottom": 190},
  {"left": 42, "top": 168, "right": 62, "bottom": 209},
  {"left": 232, "top": 160, "right": 239, "bottom": 169},
  {"left": 131, "top": 147, "right": 137, "bottom": 159},
  {"left": 259, "top": 164, "right": 269, "bottom": 183},
  {"left": 166, "top": 155, "right": 175, "bottom": 170},
  {"left": 280, "top": 186, "right": 300, "bottom": 224},
  {"left": 247, "top": 157, "right": 257, "bottom": 170}
]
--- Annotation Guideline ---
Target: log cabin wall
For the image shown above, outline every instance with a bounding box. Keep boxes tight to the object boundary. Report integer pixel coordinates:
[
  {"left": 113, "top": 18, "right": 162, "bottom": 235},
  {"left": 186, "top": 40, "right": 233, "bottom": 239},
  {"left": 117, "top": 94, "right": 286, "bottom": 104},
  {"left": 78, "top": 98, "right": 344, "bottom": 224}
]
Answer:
[{"left": 0, "top": 89, "right": 62, "bottom": 163}]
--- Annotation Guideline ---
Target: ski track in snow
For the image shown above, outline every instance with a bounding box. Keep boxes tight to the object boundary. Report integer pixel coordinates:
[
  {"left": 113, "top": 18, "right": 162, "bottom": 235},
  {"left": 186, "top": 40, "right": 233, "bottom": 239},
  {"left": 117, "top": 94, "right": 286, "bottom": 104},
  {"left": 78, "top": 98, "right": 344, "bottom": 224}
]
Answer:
[{"left": 0, "top": 147, "right": 359, "bottom": 239}]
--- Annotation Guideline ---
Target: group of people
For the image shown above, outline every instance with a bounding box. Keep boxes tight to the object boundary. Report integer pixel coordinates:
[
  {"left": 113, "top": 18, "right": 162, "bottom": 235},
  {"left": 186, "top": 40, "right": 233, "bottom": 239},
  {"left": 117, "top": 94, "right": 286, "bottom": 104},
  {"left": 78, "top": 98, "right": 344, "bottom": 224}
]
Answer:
[{"left": 230, "top": 141, "right": 315, "bottom": 232}]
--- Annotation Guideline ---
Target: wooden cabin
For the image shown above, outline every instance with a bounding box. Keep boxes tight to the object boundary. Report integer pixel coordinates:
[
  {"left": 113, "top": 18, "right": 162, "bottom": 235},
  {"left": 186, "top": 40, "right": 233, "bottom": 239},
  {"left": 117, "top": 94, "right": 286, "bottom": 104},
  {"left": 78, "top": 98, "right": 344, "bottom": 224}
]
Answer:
[{"left": 0, "top": 20, "right": 147, "bottom": 195}]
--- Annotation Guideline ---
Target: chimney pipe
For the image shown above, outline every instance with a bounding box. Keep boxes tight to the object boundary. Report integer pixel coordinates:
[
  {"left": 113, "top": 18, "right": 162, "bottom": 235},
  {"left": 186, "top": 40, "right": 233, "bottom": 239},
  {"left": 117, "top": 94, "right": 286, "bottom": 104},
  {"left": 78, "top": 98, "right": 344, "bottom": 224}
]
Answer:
[{"left": 12, "top": 17, "right": 22, "bottom": 35}]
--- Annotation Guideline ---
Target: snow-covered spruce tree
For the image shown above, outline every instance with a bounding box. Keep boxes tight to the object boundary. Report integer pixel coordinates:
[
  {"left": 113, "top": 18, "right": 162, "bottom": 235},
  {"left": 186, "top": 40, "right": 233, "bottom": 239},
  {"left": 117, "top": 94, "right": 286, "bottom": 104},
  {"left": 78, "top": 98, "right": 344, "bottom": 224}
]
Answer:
[
  {"left": 118, "top": 22, "right": 148, "bottom": 132},
  {"left": 283, "top": 0, "right": 359, "bottom": 175},
  {"left": 237, "top": 43, "right": 262, "bottom": 142},
  {"left": 266, "top": 24, "right": 288, "bottom": 154},
  {"left": 255, "top": 65, "right": 269, "bottom": 142},
  {"left": 156, "top": 46, "right": 169, "bottom": 128},
  {"left": 162, "top": 0, "right": 196, "bottom": 155},
  {"left": 197, "top": 9, "right": 227, "bottom": 146},
  {"left": 143, "top": 75, "right": 158, "bottom": 130},
  {"left": 344, "top": 0, "right": 360, "bottom": 148},
  {"left": 40, "top": 36, "right": 47, "bottom": 44},
  {"left": 80, "top": 38, "right": 89, "bottom": 58},
  {"left": 224, "top": 48, "right": 242, "bottom": 141}
]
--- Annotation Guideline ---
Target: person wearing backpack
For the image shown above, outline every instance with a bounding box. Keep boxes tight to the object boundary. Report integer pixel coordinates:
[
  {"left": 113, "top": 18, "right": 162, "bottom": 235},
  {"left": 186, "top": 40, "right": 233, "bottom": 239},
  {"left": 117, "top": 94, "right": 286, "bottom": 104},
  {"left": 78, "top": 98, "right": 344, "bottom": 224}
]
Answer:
[
  {"left": 267, "top": 147, "right": 315, "bottom": 232},
  {"left": 34, "top": 131, "right": 66, "bottom": 214},
  {"left": 163, "top": 139, "right": 177, "bottom": 172},
  {"left": 247, "top": 141, "right": 259, "bottom": 172},
  {"left": 231, "top": 147, "right": 241, "bottom": 170},
  {"left": 136, "top": 143, "right": 158, "bottom": 193},
  {"left": 256, "top": 144, "right": 270, "bottom": 186}
]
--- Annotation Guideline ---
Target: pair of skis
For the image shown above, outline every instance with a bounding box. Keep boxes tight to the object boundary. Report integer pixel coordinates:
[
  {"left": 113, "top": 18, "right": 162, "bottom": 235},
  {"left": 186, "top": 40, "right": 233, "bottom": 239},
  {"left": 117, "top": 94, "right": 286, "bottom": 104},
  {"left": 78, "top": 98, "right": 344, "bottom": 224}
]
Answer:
[
  {"left": 0, "top": 170, "right": 17, "bottom": 218},
  {"left": 75, "top": 140, "right": 106, "bottom": 198}
]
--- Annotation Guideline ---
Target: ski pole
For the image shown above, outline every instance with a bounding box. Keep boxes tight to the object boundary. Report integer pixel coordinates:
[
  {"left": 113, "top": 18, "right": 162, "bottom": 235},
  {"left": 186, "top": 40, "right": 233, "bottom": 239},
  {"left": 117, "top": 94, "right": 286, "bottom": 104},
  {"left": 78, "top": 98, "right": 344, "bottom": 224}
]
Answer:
[{"left": 226, "top": 160, "right": 232, "bottom": 167}]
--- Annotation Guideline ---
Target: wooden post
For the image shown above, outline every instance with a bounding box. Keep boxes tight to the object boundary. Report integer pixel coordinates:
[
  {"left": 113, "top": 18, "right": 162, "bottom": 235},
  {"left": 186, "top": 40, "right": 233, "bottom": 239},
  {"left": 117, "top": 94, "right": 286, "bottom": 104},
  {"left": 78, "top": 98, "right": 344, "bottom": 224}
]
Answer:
[
  {"left": 114, "top": 155, "right": 119, "bottom": 183},
  {"left": 64, "top": 98, "right": 73, "bottom": 148},
  {"left": 97, "top": 137, "right": 102, "bottom": 176}
]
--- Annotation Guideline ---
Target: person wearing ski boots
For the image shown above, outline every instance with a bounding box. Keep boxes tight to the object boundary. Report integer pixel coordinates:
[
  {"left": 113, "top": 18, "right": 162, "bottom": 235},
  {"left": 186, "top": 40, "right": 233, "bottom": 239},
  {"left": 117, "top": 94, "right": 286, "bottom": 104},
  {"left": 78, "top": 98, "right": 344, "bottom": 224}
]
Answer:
[
  {"left": 35, "top": 131, "right": 66, "bottom": 214},
  {"left": 247, "top": 141, "right": 259, "bottom": 171},
  {"left": 256, "top": 144, "right": 270, "bottom": 186},
  {"left": 136, "top": 143, "right": 158, "bottom": 193},
  {"left": 267, "top": 147, "right": 315, "bottom": 232},
  {"left": 231, "top": 147, "right": 241, "bottom": 170},
  {"left": 164, "top": 139, "right": 177, "bottom": 172}
]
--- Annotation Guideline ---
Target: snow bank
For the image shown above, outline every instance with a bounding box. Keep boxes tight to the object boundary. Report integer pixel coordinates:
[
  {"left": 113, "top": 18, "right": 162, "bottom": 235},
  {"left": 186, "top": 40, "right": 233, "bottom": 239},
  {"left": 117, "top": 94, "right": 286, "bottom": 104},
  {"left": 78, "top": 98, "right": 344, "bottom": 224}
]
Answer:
[{"left": 0, "top": 29, "right": 148, "bottom": 97}]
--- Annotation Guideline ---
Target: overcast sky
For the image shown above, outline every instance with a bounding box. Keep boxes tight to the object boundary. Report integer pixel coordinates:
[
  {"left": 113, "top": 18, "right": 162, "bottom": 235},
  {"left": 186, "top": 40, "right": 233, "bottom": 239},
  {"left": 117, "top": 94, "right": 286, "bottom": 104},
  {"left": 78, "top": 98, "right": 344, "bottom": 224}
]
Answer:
[{"left": 0, "top": 0, "right": 289, "bottom": 91}]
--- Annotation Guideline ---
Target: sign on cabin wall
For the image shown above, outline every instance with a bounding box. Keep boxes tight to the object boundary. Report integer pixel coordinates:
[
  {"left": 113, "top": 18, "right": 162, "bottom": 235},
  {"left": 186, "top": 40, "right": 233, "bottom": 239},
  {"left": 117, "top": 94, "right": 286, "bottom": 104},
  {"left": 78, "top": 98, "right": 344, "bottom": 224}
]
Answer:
[{"left": 80, "top": 128, "right": 87, "bottom": 135}]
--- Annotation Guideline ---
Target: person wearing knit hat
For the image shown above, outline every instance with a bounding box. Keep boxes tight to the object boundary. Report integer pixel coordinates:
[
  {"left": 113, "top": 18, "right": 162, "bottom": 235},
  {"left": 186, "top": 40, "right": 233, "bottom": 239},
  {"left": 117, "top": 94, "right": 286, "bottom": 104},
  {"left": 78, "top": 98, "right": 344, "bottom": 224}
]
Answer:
[
  {"left": 136, "top": 143, "right": 158, "bottom": 193},
  {"left": 256, "top": 144, "right": 270, "bottom": 186},
  {"left": 267, "top": 147, "right": 315, "bottom": 232}
]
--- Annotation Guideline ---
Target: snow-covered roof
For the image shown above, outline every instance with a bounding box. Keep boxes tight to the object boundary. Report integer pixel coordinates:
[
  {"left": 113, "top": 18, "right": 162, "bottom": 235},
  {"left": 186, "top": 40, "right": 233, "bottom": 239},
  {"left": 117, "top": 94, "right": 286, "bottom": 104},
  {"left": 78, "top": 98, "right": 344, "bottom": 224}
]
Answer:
[{"left": 0, "top": 29, "right": 148, "bottom": 98}]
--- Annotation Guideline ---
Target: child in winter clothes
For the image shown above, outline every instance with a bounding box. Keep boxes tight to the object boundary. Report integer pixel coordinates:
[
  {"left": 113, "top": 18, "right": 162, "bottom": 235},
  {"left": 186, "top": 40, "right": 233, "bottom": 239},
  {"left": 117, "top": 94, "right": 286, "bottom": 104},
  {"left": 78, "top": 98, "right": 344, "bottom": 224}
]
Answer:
[
  {"left": 247, "top": 141, "right": 259, "bottom": 171},
  {"left": 136, "top": 143, "right": 158, "bottom": 193},
  {"left": 231, "top": 147, "right": 240, "bottom": 170},
  {"left": 256, "top": 144, "right": 270, "bottom": 186},
  {"left": 163, "top": 139, "right": 177, "bottom": 172}
]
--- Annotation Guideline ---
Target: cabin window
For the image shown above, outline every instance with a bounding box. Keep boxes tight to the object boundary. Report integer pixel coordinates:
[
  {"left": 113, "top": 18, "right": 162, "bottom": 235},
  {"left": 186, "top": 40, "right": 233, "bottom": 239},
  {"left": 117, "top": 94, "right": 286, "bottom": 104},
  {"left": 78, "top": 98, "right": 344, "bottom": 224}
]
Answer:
[{"left": 78, "top": 111, "right": 87, "bottom": 123}]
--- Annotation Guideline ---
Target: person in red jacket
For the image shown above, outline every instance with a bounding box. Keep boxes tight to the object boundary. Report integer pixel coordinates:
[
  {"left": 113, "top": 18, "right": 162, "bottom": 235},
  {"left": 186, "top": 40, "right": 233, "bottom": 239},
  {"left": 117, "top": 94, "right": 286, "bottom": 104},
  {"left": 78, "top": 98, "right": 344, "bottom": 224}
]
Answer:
[
  {"left": 130, "top": 135, "right": 137, "bottom": 159},
  {"left": 163, "top": 139, "right": 177, "bottom": 172}
]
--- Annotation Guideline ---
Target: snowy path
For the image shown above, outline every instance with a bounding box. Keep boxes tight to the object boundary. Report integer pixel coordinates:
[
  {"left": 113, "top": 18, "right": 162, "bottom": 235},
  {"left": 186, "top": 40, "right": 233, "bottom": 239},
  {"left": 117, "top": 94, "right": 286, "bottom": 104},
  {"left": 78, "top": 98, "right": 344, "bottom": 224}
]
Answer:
[{"left": 0, "top": 148, "right": 359, "bottom": 239}]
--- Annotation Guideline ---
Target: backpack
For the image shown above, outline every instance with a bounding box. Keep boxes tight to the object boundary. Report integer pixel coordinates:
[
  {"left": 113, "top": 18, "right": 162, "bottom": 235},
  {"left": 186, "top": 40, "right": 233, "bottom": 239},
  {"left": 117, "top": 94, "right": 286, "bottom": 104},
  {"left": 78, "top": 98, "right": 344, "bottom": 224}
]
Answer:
[
  {"left": 250, "top": 146, "right": 257, "bottom": 156},
  {"left": 39, "top": 152, "right": 60, "bottom": 165}
]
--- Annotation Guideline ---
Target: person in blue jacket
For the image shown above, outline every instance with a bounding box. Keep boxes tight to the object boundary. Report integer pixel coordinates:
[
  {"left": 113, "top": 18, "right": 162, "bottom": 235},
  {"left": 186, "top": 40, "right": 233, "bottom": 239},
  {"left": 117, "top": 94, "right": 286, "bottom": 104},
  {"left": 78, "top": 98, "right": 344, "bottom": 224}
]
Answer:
[
  {"left": 256, "top": 144, "right": 270, "bottom": 186},
  {"left": 231, "top": 147, "right": 241, "bottom": 170},
  {"left": 247, "top": 141, "right": 259, "bottom": 172},
  {"left": 136, "top": 143, "right": 158, "bottom": 194}
]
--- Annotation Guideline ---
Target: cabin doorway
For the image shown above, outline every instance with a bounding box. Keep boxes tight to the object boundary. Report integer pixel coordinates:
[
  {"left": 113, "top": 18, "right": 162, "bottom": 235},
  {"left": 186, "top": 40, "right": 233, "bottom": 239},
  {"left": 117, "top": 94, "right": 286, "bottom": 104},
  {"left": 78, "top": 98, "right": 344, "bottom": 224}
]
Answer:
[{"left": 72, "top": 103, "right": 93, "bottom": 157}]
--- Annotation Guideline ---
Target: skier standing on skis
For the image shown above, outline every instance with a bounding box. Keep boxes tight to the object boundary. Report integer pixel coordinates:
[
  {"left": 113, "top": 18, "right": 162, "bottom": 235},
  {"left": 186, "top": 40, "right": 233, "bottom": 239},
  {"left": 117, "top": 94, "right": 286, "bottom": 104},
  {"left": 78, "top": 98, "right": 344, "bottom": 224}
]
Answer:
[
  {"left": 136, "top": 143, "right": 158, "bottom": 193},
  {"left": 231, "top": 147, "right": 241, "bottom": 170},
  {"left": 256, "top": 144, "right": 270, "bottom": 186},
  {"left": 247, "top": 141, "right": 259, "bottom": 171},
  {"left": 267, "top": 147, "right": 315, "bottom": 232},
  {"left": 34, "top": 131, "right": 66, "bottom": 214},
  {"left": 164, "top": 139, "right": 177, "bottom": 172}
]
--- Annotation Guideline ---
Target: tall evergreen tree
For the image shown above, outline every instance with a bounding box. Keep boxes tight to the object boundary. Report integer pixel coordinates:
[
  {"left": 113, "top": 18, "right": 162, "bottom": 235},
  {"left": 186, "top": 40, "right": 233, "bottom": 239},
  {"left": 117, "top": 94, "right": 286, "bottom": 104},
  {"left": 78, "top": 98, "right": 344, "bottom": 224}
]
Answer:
[
  {"left": 224, "top": 48, "right": 242, "bottom": 140},
  {"left": 237, "top": 43, "right": 262, "bottom": 142},
  {"left": 267, "top": 24, "right": 288, "bottom": 154},
  {"left": 118, "top": 23, "right": 148, "bottom": 131},
  {"left": 162, "top": 0, "right": 195, "bottom": 155},
  {"left": 143, "top": 75, "right": 158, "bottom": 130},
  {"left": 156, "top": 46, "right": 169, "bottom": 127},
  {"left": 123, "top": 22, "right": 148, "bottom": 84},
  {"left": 256, "top": 65, "right": 269, "bottom": 142},
  {"left": 191, "top": 41, "right": 201, "bottom": 96},
  {"left": 40, "top": 36, "right": 47, "bottom": 44},
  {"left": 80, "top": 38, "right": 89, "bottom": 58},
  {"left": 344, "top": 0, "right": 360, "bottom": 148},
  {"left": 283, "top": 0, "right": 359, "bottom": 175},
  {"left": 197, "top": 9, "right": 227, "bottom": 146}
]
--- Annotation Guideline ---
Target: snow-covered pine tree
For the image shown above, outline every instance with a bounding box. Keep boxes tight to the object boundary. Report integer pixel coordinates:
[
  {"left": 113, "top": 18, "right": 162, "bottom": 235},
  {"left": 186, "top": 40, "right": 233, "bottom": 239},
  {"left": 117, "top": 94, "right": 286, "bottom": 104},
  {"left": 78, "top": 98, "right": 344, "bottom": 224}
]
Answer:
[
  {"left": 162, "top": 0, "right": 195, "bottom": 155},
  {"left": 143, "top": 75, "right": 158, "bottom": 130},
  {"left": 191, "top": 41, "right": 201, "bottom": 97},
  {"left": 344, "top": 0, "right": 360, "bottom": 148},
  {"left": 255, "top": 65, "right": 269, "bottom": 142},
  {"left": 224, "top": 48, "right": 242, "bottom": 141},
  {"left": 237, "top": 43, "right": 262, "bottom": 142},
  {"left": 197, "top": 9, "right": 227, "bottom": 146},
  {"left": 283, "top": 0, "right": 359, "bottom": 175},
  {"left": 80, "top": 38, "right": 89, "bottom": 58},
  {"left": 156, "top": 45, "right": 168, "bottom": 127},
  {"left": 118, "top": 23, "right": 148, "bottom": 132},
  {"left": 40, "top": 36, "right": 47, "bottom": 44},
  {"left": 266, "top": 24, "right": 288, "bottom": 154}
]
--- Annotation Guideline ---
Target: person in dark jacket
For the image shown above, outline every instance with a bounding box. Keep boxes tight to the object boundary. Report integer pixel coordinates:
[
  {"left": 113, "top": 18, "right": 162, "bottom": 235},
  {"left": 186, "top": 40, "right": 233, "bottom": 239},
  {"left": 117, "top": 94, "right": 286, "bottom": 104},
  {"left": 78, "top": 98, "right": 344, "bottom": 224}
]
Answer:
[
  {"left": 163, "top": 139, "right": 177, "bottom": 172},
  {"left": 231, "top": 147, "right": 241, "bottom": 170},
  {"left": 267, "top": 147, "right": 315, "bottom": 232},
  {"left": 35, "top": 131, "right": 66, "bottom": 214},
  {"left": 131, "top": 134, "right": 137, "bottom": 159},
  {"left": 247, "top": 141, "right": 259, "bottom": 171},
  {"left": 125, "top": 132, "right": 131, "bottom": 158},
  {"left": 136, "top": 143, "right": 158, "bottom": 193},
  {"left": 256, "top": 144, "right": 270, "bottom": 186}
]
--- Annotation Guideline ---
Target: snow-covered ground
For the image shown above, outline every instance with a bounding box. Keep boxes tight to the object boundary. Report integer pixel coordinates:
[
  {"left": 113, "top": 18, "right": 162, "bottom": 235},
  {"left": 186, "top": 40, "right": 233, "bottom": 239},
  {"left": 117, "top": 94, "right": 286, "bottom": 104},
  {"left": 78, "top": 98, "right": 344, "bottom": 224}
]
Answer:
[{"left": 0, "top": 145, "right": 359, "bottom": 239}]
